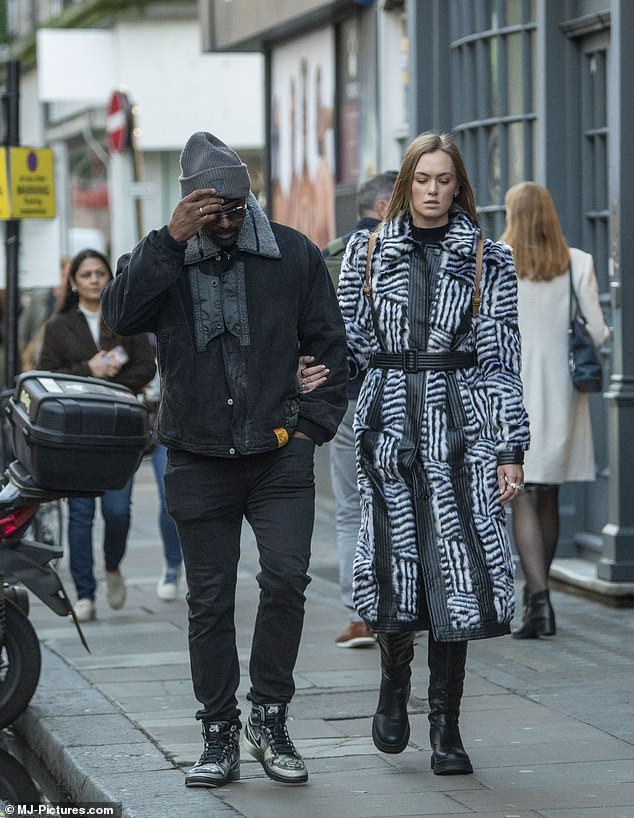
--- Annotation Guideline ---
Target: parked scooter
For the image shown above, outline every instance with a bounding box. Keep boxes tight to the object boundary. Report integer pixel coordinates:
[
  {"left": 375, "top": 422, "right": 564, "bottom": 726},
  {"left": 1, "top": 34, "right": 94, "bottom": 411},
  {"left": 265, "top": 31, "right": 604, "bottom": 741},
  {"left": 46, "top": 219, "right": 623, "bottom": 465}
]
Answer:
[
  {"left": 0, "top": 460, "right": 92, "bottom": 729},
  {"left": 0, "top": 372, "right": 148, "bottom": 730}
]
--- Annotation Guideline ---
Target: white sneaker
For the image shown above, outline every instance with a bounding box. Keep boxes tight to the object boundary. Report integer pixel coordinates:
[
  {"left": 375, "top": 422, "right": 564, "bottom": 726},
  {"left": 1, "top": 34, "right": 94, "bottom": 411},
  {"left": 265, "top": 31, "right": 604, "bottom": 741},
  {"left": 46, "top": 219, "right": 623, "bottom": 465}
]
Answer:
[
  {"left": 105, "top": 570, "right": 127, "bottom": 609},
  {"left": 73, "top": 597, "right": 96, "bottom": 623},
  {"left": 157, "top": 565, "right": 181, "bottom": 601}
]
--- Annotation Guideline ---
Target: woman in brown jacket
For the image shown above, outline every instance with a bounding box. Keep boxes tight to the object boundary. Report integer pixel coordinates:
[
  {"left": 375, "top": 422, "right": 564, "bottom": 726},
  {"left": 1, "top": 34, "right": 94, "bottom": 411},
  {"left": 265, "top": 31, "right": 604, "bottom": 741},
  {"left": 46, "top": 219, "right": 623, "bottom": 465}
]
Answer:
[{"left": 38, "top": 249, "right": 155, "bottom": 622}]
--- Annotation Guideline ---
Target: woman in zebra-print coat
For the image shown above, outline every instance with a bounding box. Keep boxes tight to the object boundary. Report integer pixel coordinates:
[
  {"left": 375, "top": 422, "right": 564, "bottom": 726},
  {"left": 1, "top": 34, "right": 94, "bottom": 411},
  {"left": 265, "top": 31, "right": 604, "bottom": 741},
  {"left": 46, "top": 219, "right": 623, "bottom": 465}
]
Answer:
[{"left": 337, "top": 132, "right": 530, "bottom": 775}]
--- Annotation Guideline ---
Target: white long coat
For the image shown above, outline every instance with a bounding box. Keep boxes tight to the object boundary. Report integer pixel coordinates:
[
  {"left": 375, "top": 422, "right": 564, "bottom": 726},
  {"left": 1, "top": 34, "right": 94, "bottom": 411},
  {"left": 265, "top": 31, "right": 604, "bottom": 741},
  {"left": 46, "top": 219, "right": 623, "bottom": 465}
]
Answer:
[{"left": 517, "top": 247, "right": 609, "bottom": 484}]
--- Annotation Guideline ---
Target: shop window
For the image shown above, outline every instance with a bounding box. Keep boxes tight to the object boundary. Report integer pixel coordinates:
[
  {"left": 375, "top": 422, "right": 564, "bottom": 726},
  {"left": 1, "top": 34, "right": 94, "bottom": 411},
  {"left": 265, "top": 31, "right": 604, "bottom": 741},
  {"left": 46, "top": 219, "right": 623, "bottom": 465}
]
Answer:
[
  {"left": 449, "top": 0, "right": 536, "bottom": 238},
  {"left": 450, "top": 0, "right": 536, "bottom": 37},
  {"left": 581, "top": 43, "right": 609, "bottom": 291}
]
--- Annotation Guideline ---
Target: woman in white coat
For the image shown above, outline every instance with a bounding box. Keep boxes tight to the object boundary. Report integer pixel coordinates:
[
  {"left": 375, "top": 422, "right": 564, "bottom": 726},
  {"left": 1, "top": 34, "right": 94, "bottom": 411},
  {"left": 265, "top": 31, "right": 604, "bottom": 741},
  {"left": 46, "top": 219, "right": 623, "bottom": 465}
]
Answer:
[{"left": 501, "top": 182, "right": 609, "bottom": 638}]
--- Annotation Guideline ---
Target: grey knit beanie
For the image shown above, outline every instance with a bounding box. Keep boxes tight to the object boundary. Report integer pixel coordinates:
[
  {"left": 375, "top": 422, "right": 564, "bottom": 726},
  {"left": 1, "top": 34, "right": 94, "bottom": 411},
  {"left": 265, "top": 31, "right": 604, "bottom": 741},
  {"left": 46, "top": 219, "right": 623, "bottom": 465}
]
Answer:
[{"left": 179, "top": 132, "right": 251, "bottom": 198}]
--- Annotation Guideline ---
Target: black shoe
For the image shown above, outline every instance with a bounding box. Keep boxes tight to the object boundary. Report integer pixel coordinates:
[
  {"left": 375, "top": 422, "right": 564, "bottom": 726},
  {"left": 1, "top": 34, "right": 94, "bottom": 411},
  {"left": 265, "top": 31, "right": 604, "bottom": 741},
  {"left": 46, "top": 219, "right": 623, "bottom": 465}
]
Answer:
[
  {"left": 512, "top": 590, "right": 556, "bottom": 639},
  {"left": 185, "top": 721, "right": 240, "bottom": 788},
  {"left": 242, "top": 703, "right": 308, "bottom": 784},
  {"left": 429, "top": 714, "right": 473, "bottom": 775}
]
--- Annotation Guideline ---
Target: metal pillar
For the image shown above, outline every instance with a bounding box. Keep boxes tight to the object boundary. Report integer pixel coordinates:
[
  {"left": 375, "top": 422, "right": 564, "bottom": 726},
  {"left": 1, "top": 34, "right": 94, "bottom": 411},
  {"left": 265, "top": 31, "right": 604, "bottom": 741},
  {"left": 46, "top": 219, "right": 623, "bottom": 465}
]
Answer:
[
  {"left": 599, "top": 0, "right": 634, "bottom": 582},
  {"left": 2, "top": 59, "right": 20, "bottom": 391},
  {"left": 406, "top": 0, "right": 451, "bottom": 137}
]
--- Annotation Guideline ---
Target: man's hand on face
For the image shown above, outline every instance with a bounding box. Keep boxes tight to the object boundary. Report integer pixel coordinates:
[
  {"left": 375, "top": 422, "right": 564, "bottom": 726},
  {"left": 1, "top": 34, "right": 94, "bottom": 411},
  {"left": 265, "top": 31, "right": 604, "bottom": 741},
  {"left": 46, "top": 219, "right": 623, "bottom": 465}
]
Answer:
[{"left": 168, "top": 188, "right": 226, "bottom": 243}]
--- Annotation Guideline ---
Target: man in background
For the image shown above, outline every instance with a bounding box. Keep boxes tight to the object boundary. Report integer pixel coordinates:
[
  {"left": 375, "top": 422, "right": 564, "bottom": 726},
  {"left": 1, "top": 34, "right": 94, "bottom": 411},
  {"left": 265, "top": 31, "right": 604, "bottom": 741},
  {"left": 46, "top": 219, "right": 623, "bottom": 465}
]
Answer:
[{"left": 323, "top": 171, "right": 397, "bottom": 648}]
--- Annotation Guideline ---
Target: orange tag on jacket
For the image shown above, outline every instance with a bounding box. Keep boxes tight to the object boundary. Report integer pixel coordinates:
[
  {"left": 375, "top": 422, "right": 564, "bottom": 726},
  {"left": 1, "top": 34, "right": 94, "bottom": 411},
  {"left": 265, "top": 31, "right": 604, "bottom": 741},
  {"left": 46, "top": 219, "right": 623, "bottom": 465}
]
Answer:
[{"left": 273, "top": 428, "right": 289, "bottom": 447}]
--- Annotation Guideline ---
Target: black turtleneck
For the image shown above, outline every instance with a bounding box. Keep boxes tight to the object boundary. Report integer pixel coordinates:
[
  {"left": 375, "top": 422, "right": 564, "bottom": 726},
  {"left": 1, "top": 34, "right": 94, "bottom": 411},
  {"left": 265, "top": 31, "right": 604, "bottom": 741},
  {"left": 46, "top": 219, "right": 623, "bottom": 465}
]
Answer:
[{"left": 411, "top": 223, "right": 450, "bottom": 246}]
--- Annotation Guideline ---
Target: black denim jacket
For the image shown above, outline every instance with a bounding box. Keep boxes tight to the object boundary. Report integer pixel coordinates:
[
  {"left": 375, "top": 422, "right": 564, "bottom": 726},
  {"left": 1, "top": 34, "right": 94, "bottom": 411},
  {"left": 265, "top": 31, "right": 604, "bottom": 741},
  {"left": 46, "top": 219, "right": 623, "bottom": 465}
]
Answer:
[{"left": 102, "top": 201, "right": 348, "bottom": 457}]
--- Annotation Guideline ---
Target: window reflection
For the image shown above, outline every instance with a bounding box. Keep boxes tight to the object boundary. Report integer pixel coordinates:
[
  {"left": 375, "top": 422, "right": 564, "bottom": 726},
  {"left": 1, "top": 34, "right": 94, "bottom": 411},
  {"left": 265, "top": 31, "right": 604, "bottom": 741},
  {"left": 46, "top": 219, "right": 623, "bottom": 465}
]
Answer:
[
  {"left": 508, "top": 121, "right": 525, "bottom": 186},
  {"left": 487, "top": 127, "right": 501, "bottom": 204},
  {"left": 505, "top": 0, "right": 523, "bottom": 26},
  {"left": 507, "top": 32, "right": 523, "bottom": 115},
  {"left": 489, "top": 37, "right": 499, "bottom": 118}
]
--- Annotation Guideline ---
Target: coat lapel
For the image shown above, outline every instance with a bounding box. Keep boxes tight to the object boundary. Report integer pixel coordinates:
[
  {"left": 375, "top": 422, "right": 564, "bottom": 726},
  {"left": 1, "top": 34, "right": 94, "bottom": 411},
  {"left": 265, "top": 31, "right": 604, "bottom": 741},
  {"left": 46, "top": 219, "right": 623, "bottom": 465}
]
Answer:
[
  {"left": 371, "top": 211, "right": 481, "bottom": 353},
  {"left": 428, "top": 212, "right": 481, "bottom": 352}
]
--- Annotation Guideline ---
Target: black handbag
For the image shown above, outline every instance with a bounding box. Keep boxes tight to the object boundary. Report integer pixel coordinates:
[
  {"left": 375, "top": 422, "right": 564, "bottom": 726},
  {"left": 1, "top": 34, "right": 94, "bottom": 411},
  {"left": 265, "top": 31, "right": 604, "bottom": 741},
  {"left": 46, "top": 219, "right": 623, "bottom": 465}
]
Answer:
[{"left": 568, "top": 267, "right": 602, "bottom": 393}]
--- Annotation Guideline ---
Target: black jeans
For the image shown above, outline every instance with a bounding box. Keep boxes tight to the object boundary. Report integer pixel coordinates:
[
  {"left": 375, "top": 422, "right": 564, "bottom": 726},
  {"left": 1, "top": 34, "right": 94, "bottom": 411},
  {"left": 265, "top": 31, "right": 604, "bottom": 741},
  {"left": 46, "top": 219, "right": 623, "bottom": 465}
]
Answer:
[{"left": 164, "top": 437, "right": 315, "bottom": 725}]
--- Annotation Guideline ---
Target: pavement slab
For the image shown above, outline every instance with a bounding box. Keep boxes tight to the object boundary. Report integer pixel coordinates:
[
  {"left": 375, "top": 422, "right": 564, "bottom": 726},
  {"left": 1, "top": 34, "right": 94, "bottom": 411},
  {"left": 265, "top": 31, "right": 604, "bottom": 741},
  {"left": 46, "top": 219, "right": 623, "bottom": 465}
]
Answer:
[
  {"left": 9, "top": 458, "right": 634, "bottom": 818},
  {"left": 449, "top": 782, "right": 634, "bottom": 812}
]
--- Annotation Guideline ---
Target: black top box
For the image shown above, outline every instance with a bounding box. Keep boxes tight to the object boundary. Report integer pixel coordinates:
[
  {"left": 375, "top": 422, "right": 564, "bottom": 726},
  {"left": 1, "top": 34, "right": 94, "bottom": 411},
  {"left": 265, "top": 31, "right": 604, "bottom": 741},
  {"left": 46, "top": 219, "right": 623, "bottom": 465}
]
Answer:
[{"left": 8, "top": 372, "right": 148, "bottom": 493}]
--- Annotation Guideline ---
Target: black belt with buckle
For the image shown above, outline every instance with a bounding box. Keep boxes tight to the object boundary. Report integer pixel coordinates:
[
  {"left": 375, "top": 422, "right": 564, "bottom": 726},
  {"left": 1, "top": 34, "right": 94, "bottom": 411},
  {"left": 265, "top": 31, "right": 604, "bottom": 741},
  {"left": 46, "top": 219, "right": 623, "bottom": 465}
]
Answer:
[{"left": 370, "top": 350, "right": 476, "bottom": 373}]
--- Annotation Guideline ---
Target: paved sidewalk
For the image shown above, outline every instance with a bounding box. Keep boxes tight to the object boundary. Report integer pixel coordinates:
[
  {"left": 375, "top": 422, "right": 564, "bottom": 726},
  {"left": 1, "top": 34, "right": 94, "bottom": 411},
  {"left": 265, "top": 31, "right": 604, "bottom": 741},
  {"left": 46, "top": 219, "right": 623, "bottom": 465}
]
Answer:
[{"left": 12, "top": 457, "right": 634, "bottom": 818}]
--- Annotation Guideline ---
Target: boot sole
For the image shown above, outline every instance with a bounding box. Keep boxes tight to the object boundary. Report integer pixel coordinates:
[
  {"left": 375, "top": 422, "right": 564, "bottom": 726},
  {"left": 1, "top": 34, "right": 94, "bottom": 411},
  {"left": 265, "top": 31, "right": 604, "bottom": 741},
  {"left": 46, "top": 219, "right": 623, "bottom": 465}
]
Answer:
[
  {"left": 512, "top": 630, "right": 539, "bottom": 639},
  {"left": 512, "top": 626, "right": 556, "bottom": 639},
  {"left": 185, "top": 767, "right": 240, "bottom": 788},
  {"left": 431, "top": 756, "right": 473, "bottom": 775},
  {"left": 371, "top": 723, "right": 410, "bottom": 754},
  {"left": 335, "top": 637, "right": 377, "bottom": 648}
]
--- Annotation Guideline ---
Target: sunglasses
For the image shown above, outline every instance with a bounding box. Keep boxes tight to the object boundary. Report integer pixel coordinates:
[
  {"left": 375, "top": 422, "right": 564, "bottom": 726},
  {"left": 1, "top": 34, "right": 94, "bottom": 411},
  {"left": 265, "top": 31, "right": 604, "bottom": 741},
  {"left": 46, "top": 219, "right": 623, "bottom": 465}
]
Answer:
[{"left": 218, "top": 204, "right": 247, "bottom": 222}]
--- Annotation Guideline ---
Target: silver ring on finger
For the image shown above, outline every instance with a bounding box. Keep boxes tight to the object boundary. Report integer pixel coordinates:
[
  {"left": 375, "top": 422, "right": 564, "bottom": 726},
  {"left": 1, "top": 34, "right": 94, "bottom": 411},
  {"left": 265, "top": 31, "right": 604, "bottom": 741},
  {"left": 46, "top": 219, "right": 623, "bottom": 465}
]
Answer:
[{"left": 199, "top": 207, "right": 205, "bottom": 216}]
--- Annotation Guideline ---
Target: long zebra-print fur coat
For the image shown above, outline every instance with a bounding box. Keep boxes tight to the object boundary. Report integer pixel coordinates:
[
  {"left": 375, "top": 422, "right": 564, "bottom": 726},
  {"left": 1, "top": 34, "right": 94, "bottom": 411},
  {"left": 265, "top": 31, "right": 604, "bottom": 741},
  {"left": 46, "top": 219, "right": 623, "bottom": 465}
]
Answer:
[{"left": 337, "top": 210, "right": 530, "bottom": 640}]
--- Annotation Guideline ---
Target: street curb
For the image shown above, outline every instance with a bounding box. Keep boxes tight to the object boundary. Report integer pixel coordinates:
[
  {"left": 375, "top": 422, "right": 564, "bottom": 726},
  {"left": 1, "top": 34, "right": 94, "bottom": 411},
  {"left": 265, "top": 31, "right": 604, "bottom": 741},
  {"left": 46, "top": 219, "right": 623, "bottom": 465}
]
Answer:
[
  {"left": 550, "top": 557, "right": 634, "bottom": 606},
  {"left": 12, "top": 646, "right": 242, "bottom": 817}
]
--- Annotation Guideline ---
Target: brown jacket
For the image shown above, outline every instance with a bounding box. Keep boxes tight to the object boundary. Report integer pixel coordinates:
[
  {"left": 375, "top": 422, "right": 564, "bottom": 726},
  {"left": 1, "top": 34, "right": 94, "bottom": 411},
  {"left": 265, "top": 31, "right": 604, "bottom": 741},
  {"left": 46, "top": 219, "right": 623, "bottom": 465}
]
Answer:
[{"left": 37, "top": 307, "right": 155, "bottom": 394}]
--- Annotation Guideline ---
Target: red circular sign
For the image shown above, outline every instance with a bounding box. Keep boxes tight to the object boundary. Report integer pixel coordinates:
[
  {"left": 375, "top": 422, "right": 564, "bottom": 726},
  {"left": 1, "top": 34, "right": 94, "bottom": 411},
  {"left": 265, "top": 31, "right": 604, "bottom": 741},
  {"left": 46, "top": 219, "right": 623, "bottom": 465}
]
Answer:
[{"left": 106, "top": 91, "right": 131, "bottom": 153}]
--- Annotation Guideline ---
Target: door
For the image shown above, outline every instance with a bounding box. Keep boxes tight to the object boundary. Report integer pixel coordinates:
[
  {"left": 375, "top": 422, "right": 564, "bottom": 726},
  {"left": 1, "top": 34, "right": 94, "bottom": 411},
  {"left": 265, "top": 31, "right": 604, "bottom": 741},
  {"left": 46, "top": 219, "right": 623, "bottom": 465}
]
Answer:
[{"left": 567, "top": 29, "right": 611, "bottom": 558}]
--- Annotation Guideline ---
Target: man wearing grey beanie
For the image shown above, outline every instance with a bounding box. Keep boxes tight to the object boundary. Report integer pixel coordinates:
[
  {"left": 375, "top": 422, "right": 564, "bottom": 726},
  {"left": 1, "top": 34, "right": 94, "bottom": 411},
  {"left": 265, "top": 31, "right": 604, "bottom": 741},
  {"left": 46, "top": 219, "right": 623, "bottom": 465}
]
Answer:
[{"left": 102, "top": 132, "right": 347, "bottom": 790}]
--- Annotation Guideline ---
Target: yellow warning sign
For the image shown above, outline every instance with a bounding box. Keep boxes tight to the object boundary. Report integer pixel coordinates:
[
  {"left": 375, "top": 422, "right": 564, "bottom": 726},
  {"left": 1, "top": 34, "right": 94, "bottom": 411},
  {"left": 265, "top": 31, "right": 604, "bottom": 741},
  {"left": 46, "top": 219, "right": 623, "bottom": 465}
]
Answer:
[
  {"left": 8, "top": 147, "right": 56, "bottom": 219},
  {"left": 0, "top": 148, "right": 10, "bottom": 219}
]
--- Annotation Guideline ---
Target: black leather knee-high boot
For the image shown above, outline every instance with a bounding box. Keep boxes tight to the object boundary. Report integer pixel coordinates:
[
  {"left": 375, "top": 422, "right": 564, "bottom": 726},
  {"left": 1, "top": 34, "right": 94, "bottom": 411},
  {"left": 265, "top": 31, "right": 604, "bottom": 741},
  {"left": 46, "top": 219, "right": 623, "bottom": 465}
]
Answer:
[
  {"left": 427, "top": 636, "right": 473, "bottom": 775},
  {"left": 372, "top": 632, "right": 415, "bottom": 754}
]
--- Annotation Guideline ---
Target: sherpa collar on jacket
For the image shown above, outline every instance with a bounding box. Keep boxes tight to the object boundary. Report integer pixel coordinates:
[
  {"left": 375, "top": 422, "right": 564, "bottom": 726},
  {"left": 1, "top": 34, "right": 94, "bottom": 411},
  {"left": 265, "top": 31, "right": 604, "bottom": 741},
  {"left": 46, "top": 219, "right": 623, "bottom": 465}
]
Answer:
[
  {"left": 381, "top": 209, "right": 480, "bottom": 258},
  {"left": 184, "top": 192, "right": 281, "bottom": 266}
]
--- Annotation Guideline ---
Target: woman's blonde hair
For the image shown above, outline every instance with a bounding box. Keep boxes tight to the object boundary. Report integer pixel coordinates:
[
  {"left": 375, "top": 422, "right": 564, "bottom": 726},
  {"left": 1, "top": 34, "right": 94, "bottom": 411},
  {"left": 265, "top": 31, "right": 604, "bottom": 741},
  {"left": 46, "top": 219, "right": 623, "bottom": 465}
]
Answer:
[
  {"left": 501, "top": 182, "right": 570, "bottom": 281},
  {"left": 384, "top": 131, "right": 479, "bottom": 226}
]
